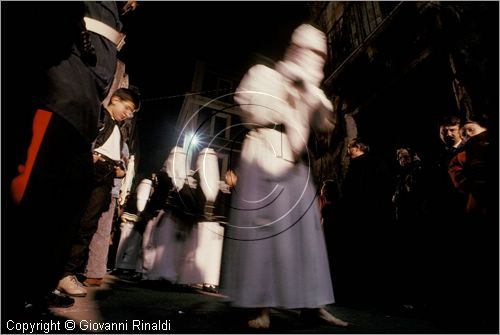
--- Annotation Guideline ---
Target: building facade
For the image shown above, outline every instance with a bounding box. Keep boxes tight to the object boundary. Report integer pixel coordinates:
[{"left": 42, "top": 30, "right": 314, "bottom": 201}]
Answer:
[
  {"left": 176, "top": 60, "right": 246, "bottom": 178},
  {"left": 309, "top": 1, "right": 498, "bottom": 183}
]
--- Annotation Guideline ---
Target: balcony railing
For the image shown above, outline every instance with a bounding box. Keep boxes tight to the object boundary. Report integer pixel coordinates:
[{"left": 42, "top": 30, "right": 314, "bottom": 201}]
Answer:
[{"left": 325, "top": 2, "right": 403, "bottom": 77}]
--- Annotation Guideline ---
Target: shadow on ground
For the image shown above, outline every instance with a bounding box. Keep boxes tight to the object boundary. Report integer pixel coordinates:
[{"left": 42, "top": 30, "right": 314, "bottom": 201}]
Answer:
[{"left": 43, "top": 274, "right": 472, "bottom": 334}]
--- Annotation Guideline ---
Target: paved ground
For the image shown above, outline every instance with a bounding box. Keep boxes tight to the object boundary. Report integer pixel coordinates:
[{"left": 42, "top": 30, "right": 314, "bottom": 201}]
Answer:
[{"left": 42, "top": 274, "right": 461, "bottom": 334}]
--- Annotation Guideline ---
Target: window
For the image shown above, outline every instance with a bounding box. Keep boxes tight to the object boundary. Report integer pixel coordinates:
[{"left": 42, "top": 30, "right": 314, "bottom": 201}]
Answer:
[
  {"left": 212, "top": 113, "right": 229, "bottom": 139},
  {"left": 217, "top": 78, "right": 234, "bottom": 103},
  {"left": 197, "top": 107, "right": 216, "bottom": 134},
  {"left": 326, "top": 2, "right": 400, "bottom": 72}
]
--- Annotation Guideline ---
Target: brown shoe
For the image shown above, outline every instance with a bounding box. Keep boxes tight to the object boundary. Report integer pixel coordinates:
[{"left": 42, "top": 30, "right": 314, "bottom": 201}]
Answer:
[{"left": 83, "top": 278, "right": 103, "bottom": 287}]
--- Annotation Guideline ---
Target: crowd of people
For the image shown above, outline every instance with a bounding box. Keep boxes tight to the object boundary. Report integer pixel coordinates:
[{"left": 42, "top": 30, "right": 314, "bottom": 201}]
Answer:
[
  {"left": 318, "top": 115, "right": 494, "bottom": 330},
  {"left": 3, "top": 5, "right": 496, "bottom": 332}
]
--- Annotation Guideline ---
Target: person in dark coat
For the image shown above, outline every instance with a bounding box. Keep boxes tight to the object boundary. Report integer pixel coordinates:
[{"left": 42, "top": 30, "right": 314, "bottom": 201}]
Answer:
[
  {"left": 422, "top": 116, "right": 469, "bottom": 322},
  {"left": 336, "top": 138, "right": 393, "bottom": 308},
  {"left": 5, "top": 2, "right": 136, "bottom": 319},
  {"left": 392, "top": 147, "right": 428, "bottom": 310},
  {"left": 447, "top": 117, "right": 498, "bottom": 331}
]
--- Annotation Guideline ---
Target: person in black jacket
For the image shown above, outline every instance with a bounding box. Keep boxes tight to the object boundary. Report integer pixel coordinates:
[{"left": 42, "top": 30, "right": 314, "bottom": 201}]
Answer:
[
  {"left": 57, "top": 88, "right": 141, "bottom": 298},
  {"left": 392, "top": 147, "right": 428, "bottom": 310},
  {"left": 336, "top": 138, "right": 393, "bottom": 307}
]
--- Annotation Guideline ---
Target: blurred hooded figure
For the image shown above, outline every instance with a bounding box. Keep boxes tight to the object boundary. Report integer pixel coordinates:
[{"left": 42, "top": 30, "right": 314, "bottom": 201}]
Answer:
[
  {"left": 221, "top": 24, "right": 347, "bottom": 329},
  {"left": 141, "top": 146, "right": 192, "bottom": 282}
]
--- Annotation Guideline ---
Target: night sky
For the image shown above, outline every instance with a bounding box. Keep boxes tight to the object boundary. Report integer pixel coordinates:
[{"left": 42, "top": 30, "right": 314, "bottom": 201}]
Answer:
[
  {"left": 118, "top": 2, "right": 310, "bottom": 176},
  {"left": 1, "top": 1, "right": 311, "bottom": 179}
]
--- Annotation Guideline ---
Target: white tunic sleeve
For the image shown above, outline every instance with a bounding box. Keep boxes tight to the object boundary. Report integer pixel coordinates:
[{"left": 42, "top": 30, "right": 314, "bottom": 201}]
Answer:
[{"left": 234, "top": 64, "right": 292, "bottom": 127}]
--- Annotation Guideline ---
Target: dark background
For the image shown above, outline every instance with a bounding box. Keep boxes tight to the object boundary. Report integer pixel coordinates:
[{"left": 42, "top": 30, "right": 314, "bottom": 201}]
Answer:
[
  {"left": 1, "top": 1, "right": 311, "bottom": 179},
  {"left": 119, "top": 2, "right": 311, "bottom": 175}
]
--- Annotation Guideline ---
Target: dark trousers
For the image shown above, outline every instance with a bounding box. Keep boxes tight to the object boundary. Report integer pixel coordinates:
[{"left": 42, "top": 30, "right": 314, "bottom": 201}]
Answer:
[
  {"left": 2, "top": 111, "right": 93, "bottom": 319},
  {"left": 63, "top": 161, "right": 114, "bottom": 276}
]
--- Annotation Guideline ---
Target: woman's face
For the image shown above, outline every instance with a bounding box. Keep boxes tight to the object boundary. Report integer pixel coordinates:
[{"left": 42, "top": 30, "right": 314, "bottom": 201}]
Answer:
[{"left": 461, "top": 122, "right": 486, "bottom": 141}]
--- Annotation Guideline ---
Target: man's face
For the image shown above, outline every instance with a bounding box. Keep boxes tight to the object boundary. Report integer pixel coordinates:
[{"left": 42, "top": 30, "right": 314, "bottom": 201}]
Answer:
[
  {"left": 397, "top": 149, "right": 412, "bottom": 167},
  {"left": 440, "top": 124, "right": 461, "bottom": 146}
]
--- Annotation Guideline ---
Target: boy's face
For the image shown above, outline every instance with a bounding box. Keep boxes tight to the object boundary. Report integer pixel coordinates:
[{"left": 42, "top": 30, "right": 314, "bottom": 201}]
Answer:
[{"left": 109, "top": 96, "right": 136, "bottom": 121}]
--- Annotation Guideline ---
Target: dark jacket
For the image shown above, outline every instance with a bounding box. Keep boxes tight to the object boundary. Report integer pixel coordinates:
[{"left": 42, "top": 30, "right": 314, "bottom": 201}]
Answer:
[
  {"left": 93, "top": 107, "right": 127, "bottom": 157},
  {"left": 37, "top": 2, "right": 122, "bottom": 143}
]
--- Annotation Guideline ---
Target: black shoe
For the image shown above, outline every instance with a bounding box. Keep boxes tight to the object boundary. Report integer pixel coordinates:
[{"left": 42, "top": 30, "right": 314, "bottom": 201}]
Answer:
[
  {"left": 22, "top": 302, "right": 50, "bottom": 321},
  {"left": 112, "top": 268, "right": 141, "bottom": 281},
  {"left": 130, "top": 272, "right": 142, "bottom": 282},
  {"left": 45, "top": 290, "right": 75, "bottom": 308}
]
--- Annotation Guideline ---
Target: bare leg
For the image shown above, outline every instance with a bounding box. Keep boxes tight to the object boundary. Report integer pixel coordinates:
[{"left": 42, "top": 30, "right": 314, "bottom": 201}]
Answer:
[
  {"left": 248, "top": 307, "right": 270, "bottom": 329},
  {"left": 318, "top": 308, "right": 349, "bottom": 327},
  {"left": 301, "top": 308, "right": 349, "bottom": 327}
]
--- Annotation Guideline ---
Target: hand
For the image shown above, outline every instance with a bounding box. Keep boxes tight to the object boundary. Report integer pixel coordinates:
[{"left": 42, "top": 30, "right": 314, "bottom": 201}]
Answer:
[
  {"left": 114, "top": 166, "right": 126, "bottom": 178},
  {"left": 121, "top": 1, "right": 138, "bottom": 14}
]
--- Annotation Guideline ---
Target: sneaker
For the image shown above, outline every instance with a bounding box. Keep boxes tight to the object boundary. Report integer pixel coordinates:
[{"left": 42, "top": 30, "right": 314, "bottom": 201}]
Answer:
[
  {"left": 57, "top": 275, "right": 87, "bottom": 297},
  {"left": 83, "top": 278, "right": 103, "bottom": 287},
  {"left": 45, "top": 290, "right": 74, "bottom": 308}
]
